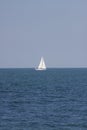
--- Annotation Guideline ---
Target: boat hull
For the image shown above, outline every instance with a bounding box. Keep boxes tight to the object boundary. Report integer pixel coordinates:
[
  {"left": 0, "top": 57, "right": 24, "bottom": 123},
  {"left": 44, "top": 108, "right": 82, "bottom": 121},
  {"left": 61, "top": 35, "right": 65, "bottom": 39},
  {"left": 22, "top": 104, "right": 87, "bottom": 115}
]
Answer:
[{"left": 35, "top": 68, "right": 46, "bottom": 71}]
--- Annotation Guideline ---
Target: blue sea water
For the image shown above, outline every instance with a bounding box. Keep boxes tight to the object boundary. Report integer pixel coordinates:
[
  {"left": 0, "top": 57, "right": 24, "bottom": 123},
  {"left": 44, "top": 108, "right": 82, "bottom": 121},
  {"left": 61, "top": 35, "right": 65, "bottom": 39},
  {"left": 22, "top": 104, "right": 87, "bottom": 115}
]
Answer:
[{"left": 0, "top": 68, "right": 87, "bottom": 130}]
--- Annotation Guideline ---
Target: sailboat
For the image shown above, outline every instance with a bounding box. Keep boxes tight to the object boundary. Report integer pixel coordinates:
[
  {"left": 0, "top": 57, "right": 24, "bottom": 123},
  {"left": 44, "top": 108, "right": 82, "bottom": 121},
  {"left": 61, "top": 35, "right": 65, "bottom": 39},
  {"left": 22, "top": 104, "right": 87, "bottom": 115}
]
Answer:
[{"left": 36, "top": 57, "right": 46, "bottom": 70}]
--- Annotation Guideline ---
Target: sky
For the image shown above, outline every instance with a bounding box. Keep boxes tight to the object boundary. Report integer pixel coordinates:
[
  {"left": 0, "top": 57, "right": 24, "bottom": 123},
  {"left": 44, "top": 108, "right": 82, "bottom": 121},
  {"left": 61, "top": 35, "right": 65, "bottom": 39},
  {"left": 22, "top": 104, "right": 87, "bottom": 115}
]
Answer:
[{"left": 0, "top": 0, "right": 87, "bottom": 68}]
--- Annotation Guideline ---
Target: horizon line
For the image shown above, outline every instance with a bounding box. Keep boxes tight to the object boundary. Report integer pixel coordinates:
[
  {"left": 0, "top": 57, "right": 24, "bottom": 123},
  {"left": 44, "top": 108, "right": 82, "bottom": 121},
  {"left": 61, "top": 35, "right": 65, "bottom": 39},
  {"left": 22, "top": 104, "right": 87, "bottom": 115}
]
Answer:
[{"left": 0, "top": 67, "right": 87, "bottom": 69}]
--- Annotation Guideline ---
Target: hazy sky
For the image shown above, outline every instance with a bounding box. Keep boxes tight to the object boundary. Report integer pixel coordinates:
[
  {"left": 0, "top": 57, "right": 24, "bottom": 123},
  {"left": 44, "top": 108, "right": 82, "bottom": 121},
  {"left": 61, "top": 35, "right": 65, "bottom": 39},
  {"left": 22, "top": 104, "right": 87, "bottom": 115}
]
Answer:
[{"left": 0, "top": 0, "right": 87, "bottom": 68}]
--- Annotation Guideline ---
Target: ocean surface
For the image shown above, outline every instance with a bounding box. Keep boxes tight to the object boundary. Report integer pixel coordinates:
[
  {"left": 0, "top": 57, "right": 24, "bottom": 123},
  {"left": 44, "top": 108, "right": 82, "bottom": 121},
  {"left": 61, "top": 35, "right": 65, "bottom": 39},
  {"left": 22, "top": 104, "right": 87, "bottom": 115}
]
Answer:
[{"left": 0, "top": 68, "right": 87, "bottom": 130}]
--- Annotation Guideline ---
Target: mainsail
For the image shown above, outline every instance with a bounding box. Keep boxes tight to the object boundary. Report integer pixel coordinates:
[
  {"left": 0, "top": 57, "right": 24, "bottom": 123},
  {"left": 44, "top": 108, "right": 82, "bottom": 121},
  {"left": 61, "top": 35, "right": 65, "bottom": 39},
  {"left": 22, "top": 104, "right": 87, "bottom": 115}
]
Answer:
[{"left": 36, "top": 57, "right": 46, "bottom": 70}]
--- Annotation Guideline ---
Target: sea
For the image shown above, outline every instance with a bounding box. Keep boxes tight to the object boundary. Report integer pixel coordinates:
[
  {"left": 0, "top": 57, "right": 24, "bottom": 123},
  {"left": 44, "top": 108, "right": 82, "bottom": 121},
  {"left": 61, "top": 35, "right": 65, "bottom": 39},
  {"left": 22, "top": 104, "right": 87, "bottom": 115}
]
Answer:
[{"left": 0, "top": 68, "right": 87, "bottom": 130}]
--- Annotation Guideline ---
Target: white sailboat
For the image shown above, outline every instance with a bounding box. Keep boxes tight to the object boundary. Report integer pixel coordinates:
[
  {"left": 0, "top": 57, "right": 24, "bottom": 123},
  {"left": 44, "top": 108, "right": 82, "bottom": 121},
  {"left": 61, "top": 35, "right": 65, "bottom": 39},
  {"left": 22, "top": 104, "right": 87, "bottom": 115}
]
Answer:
[{"left": 36, "top": 57, "right": 46, "bottom": 70}]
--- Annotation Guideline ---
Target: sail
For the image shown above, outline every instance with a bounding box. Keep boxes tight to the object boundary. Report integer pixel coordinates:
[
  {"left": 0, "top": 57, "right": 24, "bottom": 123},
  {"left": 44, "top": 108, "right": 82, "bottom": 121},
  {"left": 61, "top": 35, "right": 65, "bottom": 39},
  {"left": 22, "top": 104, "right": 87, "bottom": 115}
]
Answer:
[{"left": 36, "top": 57, "right": 46, "bottom": 70}]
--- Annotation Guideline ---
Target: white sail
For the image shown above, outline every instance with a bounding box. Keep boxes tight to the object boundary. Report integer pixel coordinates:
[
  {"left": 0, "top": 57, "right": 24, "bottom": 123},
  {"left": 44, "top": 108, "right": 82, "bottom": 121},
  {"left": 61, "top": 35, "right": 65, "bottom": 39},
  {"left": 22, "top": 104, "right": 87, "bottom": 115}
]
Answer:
[{"left": 36, "top": 57, "right": 46, "bottom": 70}]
